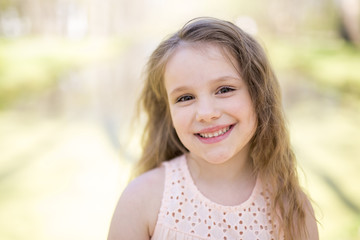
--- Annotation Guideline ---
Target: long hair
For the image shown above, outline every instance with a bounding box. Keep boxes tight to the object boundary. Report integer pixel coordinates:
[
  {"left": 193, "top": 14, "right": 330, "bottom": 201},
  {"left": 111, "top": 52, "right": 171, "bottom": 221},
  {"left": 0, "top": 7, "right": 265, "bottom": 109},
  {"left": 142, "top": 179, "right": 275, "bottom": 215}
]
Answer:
[{"left": 134, "top": 17, "right": 310, "bottom": 239}]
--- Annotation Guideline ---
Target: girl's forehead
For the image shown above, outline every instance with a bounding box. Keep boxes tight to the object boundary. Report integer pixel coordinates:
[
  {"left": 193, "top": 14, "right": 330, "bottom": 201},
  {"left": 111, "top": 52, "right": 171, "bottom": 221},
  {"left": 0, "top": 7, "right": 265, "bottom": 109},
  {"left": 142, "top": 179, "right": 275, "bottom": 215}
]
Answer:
[
  {"left": 165, "top": 42, "right": 241, "bottom": 76},
  {"left": 172, "top": 42, "right": 230, "bottom": 59}
]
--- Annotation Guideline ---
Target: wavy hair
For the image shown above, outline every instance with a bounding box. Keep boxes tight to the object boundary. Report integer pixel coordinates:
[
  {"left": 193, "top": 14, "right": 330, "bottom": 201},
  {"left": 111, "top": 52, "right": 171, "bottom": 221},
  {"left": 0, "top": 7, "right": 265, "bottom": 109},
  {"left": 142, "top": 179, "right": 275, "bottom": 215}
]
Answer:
[{"left": 134, "top": 17, "right": 310, "bottom": 239}]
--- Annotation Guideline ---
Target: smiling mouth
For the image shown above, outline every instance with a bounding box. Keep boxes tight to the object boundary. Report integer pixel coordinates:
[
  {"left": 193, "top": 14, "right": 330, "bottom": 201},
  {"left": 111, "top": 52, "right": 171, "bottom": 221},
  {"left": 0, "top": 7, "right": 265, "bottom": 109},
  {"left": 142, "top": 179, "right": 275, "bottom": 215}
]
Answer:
[{"left": 196, "top": 125, "right": 233, "bottom": 138}]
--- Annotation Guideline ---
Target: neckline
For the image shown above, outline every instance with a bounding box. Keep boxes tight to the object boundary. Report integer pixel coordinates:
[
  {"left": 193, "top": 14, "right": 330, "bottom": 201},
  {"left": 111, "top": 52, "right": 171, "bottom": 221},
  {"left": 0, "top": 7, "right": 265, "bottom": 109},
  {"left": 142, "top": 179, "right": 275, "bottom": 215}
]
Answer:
[{"left": 180, "top": 154, "right": 260, "bottom": 210}]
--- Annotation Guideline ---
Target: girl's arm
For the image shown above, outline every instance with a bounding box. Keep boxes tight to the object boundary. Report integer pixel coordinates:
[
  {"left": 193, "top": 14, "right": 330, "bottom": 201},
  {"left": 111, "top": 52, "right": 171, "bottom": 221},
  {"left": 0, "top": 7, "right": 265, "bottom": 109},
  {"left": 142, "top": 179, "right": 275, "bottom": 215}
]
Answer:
[{"left": 107, "top": 167, "right": 164, "bottom": 240}]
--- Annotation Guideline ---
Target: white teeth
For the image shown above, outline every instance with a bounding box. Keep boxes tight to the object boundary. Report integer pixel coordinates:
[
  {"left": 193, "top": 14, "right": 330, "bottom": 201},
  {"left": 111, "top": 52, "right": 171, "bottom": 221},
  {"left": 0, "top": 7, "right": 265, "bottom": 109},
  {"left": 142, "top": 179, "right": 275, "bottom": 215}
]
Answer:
[{"left": 199, "top": 126, "right": 231, "bottom": 138}]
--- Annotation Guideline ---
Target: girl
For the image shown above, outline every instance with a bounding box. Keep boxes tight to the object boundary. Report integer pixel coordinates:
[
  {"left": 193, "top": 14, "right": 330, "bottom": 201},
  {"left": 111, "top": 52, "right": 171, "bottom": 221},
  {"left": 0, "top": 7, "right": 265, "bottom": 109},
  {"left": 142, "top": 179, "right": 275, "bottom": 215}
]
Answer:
[{"left": 108, "top": 17, "right": 319, "bottom": 240}]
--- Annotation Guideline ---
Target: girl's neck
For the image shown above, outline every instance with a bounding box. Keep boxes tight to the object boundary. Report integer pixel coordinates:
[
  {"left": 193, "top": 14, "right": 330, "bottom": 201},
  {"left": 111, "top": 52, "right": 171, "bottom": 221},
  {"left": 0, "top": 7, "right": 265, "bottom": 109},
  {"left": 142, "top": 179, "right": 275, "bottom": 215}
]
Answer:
[
  {"left": 185, "top": 148, "right": 255, "bottom": 186},
  {"left": 185, "top": 147, "right": 256, "bottom": 206}
]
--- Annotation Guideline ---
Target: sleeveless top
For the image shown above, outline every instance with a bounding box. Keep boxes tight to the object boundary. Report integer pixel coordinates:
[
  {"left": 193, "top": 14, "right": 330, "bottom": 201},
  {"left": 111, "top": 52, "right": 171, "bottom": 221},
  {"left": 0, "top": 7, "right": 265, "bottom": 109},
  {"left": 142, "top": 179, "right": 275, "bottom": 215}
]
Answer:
[{"left": 151, "top": 155, "right": 281, "bottom": 240}]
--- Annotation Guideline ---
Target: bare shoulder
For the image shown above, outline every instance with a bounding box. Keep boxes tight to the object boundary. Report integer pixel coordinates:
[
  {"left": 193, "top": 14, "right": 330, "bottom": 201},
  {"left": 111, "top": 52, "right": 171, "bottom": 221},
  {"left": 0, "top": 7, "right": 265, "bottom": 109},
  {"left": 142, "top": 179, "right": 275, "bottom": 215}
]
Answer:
[
  {"left": 302, "top": 193, "right": 319, "bottom": 240},
  {"left": 107, "top": 166, "right": 165, "bottom": 240}
]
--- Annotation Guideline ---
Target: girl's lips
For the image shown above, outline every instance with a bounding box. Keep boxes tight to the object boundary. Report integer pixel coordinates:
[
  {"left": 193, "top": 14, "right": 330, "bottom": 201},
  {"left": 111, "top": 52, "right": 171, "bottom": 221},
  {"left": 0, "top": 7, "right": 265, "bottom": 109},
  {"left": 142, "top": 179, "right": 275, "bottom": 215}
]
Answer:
[{"left": 195, "top": 124, "right": 235, "bottom": 144}]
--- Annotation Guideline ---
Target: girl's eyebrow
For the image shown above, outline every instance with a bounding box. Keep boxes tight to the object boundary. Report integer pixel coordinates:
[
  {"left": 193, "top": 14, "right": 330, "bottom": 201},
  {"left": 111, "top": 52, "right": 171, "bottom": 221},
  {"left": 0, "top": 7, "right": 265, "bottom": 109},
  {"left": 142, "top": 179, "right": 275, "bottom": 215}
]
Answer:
[
  {"left": 169, "top": 86, "right": 189, "bottom": 96},
  {"left": 168, "top": 76, "right": 241, "bottom": 96}
]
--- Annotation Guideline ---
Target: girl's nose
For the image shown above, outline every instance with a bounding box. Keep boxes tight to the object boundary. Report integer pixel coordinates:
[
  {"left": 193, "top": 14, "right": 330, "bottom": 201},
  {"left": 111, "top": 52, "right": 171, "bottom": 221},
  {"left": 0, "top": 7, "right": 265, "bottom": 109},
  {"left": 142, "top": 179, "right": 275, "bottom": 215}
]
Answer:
[{"left": 195, "top": 99, "right": 221, "bottom": 122}]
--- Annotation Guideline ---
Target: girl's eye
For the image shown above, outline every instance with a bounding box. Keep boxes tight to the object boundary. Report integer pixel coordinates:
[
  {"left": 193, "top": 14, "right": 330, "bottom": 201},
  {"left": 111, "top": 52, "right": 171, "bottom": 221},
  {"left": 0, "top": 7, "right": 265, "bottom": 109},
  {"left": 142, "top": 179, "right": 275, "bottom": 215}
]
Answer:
[
  {"left": 176, "top": 95, "right": 194, "bottom": 103},
  {"left": 216, "top": 86, "right": 235, "bottom": 94}
]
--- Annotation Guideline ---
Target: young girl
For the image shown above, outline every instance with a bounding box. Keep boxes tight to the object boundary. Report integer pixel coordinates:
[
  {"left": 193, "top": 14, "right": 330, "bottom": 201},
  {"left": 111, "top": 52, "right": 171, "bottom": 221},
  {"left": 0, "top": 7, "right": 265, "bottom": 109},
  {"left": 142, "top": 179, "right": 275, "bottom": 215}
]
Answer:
[{"left": 108, "top": 17, "right": 319, "bottom": 240}]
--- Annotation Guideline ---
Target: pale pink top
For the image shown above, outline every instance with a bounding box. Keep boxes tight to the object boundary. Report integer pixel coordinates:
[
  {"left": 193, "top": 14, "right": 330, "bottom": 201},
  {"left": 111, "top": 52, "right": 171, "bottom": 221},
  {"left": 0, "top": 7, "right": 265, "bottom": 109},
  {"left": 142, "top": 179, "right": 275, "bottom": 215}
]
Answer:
[{"left": 151, "top": 155, "right": 280, "bottom": 240}]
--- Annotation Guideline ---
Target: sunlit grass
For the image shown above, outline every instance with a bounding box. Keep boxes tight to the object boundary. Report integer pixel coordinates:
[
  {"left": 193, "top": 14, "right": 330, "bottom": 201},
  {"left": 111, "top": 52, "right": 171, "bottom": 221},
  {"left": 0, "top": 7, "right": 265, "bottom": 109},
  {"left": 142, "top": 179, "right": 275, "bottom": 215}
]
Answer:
[
  {"left": 289, "top": 97, "right": 360, "bottom": 240},
  {"left": 0, "top": 111, "right": 131, "bottom": 240}
]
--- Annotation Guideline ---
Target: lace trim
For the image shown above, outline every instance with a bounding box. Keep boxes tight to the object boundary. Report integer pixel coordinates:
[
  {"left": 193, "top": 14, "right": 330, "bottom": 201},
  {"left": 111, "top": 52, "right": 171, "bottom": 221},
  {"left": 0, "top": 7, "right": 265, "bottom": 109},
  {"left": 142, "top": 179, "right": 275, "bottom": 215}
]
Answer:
[{"left": 154, "top": 155, "right": 277, "bottom": 240}]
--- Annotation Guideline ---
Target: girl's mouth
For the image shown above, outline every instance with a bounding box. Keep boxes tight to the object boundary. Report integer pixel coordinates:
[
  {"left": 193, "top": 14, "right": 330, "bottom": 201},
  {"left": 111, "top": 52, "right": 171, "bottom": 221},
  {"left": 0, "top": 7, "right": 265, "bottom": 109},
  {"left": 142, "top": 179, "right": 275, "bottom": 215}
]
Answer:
[{"left": 195, "top": 125, "right": 234, "bottom": 139}]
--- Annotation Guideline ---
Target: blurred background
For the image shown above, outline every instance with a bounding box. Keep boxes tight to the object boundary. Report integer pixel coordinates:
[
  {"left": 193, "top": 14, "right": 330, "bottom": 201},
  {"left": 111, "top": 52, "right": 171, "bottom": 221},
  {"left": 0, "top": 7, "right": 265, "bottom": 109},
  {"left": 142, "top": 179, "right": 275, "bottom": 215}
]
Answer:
[{"left": 0, "top": 0, "right": 359, "bottom": 239}]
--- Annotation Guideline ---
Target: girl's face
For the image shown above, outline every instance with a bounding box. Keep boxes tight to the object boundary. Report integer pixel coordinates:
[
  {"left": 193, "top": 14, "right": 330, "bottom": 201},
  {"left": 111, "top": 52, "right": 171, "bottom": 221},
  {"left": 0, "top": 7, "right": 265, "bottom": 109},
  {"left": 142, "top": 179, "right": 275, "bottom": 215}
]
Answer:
[{"left": 164, "top": 44, "right": 257, "bottom": 165}]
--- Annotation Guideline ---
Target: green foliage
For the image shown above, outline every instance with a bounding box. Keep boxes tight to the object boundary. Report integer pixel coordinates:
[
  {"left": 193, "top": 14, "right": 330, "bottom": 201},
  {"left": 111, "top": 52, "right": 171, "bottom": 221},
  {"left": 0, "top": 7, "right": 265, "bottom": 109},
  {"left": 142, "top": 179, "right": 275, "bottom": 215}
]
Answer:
[
  {"left": 266, "top": 36, "right": 360, "bottom": 97},
  {"left": 0, "top": 37, "right": 125, "bottom": 109},
  {"left": 0, "top": 0, "right": 14, "bottom": 9}
]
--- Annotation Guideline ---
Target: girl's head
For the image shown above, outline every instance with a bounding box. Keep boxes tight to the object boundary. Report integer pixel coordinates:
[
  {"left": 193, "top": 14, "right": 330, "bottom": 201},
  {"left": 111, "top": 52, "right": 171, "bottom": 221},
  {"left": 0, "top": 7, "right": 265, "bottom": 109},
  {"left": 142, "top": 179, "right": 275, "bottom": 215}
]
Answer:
[
  {"left": 136, "top": 17, "right": 311, "bottom": 239},
  {"left": 138, "top": 17, "right": 283, "bottom": 175}
]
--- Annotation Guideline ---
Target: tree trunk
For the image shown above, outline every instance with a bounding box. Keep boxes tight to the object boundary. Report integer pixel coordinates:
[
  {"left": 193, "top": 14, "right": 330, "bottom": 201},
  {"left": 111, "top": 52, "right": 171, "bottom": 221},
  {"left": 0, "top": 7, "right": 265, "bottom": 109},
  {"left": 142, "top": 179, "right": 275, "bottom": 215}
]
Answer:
[{"left": 338, "top": 0, "right": 360, "bottom": 46}]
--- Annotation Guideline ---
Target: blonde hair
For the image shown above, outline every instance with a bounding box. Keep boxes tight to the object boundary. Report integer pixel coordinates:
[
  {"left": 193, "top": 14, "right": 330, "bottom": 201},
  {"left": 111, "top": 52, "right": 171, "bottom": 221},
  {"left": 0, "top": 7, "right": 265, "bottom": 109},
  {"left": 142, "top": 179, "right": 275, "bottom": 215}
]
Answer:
[{"left": 135, "top": 17, "right": 310, "bottom": 239}]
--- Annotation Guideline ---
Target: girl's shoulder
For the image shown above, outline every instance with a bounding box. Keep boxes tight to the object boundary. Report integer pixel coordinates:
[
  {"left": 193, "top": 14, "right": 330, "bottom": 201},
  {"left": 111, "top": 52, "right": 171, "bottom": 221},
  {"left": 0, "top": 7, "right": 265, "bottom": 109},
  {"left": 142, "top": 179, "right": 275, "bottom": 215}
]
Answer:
[
  {"left": 130, "top": 164, "right": 166, "bottom": 195},
  {"left": 108, "top": 165, "right": 165, "bottom": 239}
]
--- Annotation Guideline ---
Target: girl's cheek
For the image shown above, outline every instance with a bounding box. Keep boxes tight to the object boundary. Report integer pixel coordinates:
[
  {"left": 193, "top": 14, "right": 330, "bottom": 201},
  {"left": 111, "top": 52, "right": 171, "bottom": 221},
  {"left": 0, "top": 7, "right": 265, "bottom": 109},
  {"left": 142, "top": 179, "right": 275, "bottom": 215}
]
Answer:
[
  {"left": 169, "top": 108, "right": 182, "bottom": 125},
  {"left": 171, "top": 108, "right": 191, "bottom": 127}
]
